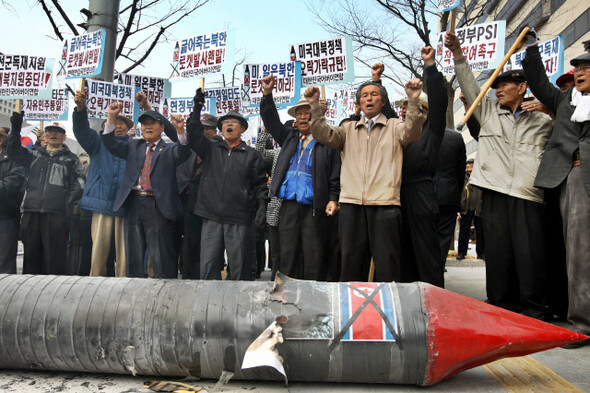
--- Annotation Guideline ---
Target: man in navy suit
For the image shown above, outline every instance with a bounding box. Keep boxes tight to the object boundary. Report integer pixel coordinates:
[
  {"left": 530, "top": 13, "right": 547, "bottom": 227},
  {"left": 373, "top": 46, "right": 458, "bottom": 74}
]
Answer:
[{"left": 102, "top": 102, "right": 191, "bottom": 278}]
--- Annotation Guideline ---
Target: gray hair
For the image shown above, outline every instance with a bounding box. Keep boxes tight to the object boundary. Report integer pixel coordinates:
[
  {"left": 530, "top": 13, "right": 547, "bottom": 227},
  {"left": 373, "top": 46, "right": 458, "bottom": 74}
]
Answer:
[{"left": 355, "top": 81, "right": 390, "bottom": 106}]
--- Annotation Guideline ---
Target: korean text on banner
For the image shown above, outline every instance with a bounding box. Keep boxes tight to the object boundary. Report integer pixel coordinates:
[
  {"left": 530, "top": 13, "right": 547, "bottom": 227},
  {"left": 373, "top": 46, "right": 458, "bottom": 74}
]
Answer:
[
  {"left": 436, "top": 21, "right": 506, "bottom": 75},
  {"left": 117, "top": 73, "right": 172, "bottom": 114},
  {"left": 204, "top": 87, "right": 241, "bottom": 116},
  {"left": 241, "top": 61, "right": 301, "bottom": 107},
  {"left": 165, "top": 97, "right": 215, "bottom": 123},
  {"left": 324, "top": 98, "right": 340, "bottom": 126},
  {"left": 24, "top": 89, "right": 69, "bottom": 121},
  {"left": 170, "top": 30, "right": 234, "bottom": 81},
  {"left": 58, "top": 29, "right": 106, "bottom": 79},
  {"left": 289, "top": 36, "right": 355, "bottom": 86},
  {"left": 86, "top": 79, "right": 139, "bottom": 123},
  {"left": 0, "top": 55, "right": 54, "bottom": 99},
  {"left": 503, "top": 36, "right": 564, "bottom": 85},
  {"left": 438, "top": 0, "right": 461, "bottom": 13},
  {"left": 334, "top": 88, "right": 358, "bottom": 119}
]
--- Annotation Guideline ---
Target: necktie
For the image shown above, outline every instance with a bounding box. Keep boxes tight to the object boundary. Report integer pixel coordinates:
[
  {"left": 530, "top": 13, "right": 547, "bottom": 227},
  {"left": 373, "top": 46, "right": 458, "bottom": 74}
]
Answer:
[
  {"left": 366, "top": 119, "right": 374, "bottom": 132},
  {"left": 139, "top": 143, "right": 155, "bottom": 191}
]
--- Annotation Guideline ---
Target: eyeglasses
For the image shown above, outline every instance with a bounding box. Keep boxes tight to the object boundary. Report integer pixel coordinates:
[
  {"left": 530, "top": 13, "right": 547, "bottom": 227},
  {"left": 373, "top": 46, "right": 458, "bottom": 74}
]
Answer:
[
  {"left": 221, "top": 119, "right": 239, "bottom": 125},
  {"left": 575, "top": 65, "right": 590, "bottom": 74}
]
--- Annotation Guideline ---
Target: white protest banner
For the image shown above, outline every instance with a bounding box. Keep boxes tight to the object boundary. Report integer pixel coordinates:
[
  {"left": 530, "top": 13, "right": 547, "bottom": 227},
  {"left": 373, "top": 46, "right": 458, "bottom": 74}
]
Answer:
[
  {"left": 242, "top": 106, "right": 261, "bottom": 119},
  {"left": 0, "top": 55, "right": 54, "bottom": 99},
  {"left": 241, "top": 61, "right": 301, "bottom": 106},
  {"left": 23, "top": 89, "right": 69, "bottom": 121},
  {"left": 204, "top": 87, "right": 242, "bottom": 116},
  {"left": 165, "top": 97, "right": 215, "bottom": 123},
  {"left": 57, "top": 29, "right": 106, "bottom": 79},
  {"left": 86, "top": 79, "right": 139, "bottom": 122},
  {"left": 503, "top": 35, "right": 564, "bottom": 85},
  {"left": 436, "top": 20, "right": 506, "bottom": 75},
  {"left": 170, "top": 30, "right": 234, "bottom": 80},
  {"left": 324, "top": 98, "right": 340, "bottom": 126},
  {"left": 334, "top": 88, "right": 358, "bottom": 119},
  {"left": 117, "top": 73, "right": 172, "bottom": 114},
  {"left": 438, "top": 0, "right": 461, "bottom": 13},
  {"left": 289, "top": 36, "right": 355, "bottom": 86}
]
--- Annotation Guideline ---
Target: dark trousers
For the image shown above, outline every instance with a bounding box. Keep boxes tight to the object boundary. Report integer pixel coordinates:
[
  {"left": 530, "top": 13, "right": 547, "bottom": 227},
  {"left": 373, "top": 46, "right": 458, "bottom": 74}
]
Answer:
[
  {"left": 339, "top": 203, "right": 402, "bottom": 282},
  {"left": 325, "top": 214, "right": 341, "bottom": 282},
  {"left": 400, "top": 181, "right": 444, "bottom": 287},
  {"left": 66, "top": 210, "right": 92, "bottom": 275},
  {"left": 0, "top": 218, "right": 19, "bottom": 274},
  {"left": 200, "top": 219, "right": 254, "bottom": 281},
  {"left": 181, "top": 211, "right": 202, "bottom": 279},
  {"left": 269, "top": 225, "right": 280, "bottom": 280},
  {"left": 437, "top": 205, "right": 458, "bottom": 268},
  {"left": 458, "top": 210, "right": 484, "bottom": 256},
  {"left": 481, "top": 190, "right": 549, "bottom": 317},
  {"left": 256, "top": 228, "right": 266, "bottom": 277},
  {"left": 278, "top": 200, "right": 328, "bottom": 280},
  {"left": 21, "top": 212, "right": 68, "bottom": 275},
  {"left": 125, "top": 195, "right": 178, "bottom": 279}
]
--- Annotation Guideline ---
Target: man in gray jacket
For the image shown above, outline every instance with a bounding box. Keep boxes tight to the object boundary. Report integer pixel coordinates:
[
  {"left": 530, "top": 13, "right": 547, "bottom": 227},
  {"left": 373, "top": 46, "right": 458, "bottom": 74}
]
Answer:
[{"left": 445, "top": 32, "right": 553, "bottom": 320}]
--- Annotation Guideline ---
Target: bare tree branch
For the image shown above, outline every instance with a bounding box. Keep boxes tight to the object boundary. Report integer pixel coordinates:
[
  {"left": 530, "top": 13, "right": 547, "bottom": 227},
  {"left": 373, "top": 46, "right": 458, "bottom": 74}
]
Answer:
[
  {"left": 120, "top": 26, "right": 165, "bottom": 74},
  {"left": 50, "top": 0, "right": 79, "bottom": 36},
  {"left": 37, "top": 0, "right": 64, "bottom": 41}
]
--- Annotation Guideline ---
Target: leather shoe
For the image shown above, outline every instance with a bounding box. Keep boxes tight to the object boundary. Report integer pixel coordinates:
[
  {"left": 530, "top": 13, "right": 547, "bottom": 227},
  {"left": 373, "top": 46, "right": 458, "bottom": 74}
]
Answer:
[{"left": 456, "top": 253, "right": 465, "bottom": 260}]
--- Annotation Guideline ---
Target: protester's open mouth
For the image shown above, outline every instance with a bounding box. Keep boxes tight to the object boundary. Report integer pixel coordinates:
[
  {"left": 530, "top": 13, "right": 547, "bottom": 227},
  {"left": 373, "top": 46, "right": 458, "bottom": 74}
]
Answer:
[{"left": 227, "top": 128, "right": 233, "bottom": 133}]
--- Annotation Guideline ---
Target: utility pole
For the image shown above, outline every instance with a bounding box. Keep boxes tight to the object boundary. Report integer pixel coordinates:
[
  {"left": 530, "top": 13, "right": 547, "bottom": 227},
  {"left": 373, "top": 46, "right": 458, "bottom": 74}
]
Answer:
[
  {"left": 78, "top": 0, "right": 120, "bottom": 130},
  {"left": 79, "top": 0, "right": 120, "bottom": 82}
]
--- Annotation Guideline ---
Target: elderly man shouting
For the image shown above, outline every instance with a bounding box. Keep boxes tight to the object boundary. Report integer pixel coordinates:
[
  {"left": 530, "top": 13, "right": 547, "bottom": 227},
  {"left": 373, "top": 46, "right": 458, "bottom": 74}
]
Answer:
[{"left": 305, "top": 78, "right": 426, "bottom": 282}]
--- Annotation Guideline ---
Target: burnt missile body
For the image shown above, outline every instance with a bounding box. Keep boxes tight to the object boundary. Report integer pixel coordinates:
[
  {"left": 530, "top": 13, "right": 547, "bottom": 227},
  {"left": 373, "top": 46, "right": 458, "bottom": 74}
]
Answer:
[{"left": 0, "top": 274, "right": 585, "bottom": 386}]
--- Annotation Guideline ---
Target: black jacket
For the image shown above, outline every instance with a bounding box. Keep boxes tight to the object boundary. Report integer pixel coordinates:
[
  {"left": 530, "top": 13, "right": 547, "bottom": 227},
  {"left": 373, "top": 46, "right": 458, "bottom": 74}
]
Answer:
[
  {"left": 0, "top": 148, "right": 25, "bottom": 219},
  {"left": 260, "top": 93, "right": 341, "bottom": 215},
  {"left": 523, "top": 45, "right": 590, "bottom": 194},
  {"left": 6, "top": 139, "right": 85, "bottom": 216},
  {"left": 186, "top": 110, "right": 267, "bottom": 226},
  {"left": 433, "top": 129, "right": 466, "bottom": 209},
  {"left": 402, "top": 65, "right": 448, "bottom": 183}
]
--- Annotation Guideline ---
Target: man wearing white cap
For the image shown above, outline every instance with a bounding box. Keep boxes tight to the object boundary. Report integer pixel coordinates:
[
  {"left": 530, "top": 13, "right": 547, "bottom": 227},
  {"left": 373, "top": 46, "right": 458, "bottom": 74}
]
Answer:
[
  {"left": 260, "top": 75, "right": 341, "bottom": 281},
  {"left": 7, "top": 113, "right": 86, "bottom": 275}
]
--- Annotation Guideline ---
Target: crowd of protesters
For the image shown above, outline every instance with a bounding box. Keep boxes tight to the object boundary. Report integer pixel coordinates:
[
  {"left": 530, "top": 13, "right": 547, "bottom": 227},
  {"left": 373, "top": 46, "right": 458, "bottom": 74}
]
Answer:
[{"left": 0, "top": 34, "right": 589, "bottom": 348}]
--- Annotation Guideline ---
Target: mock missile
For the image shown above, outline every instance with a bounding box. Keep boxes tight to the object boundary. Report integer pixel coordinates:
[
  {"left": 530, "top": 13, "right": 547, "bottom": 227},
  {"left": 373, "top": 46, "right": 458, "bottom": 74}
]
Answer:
[{"left": 0, "top": 274, "right": 585, "bottom": 386}]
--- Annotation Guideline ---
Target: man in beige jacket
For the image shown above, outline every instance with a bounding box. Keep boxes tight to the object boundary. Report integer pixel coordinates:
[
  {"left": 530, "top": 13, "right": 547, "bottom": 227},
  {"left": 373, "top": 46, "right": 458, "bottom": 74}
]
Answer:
[{"left": 304, "top": 79, "right": 426, "bottom": 282}]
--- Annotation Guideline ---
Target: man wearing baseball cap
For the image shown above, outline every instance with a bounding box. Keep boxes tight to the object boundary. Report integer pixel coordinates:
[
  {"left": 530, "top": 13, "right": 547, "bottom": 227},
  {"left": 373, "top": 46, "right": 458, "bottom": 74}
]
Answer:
[
  {"left": 102, "top": 103, "right": 191, "bottom": 278},
  {"left": 6, "top": 113, "right": 86, "bottom": 275},
  {"left": 186, "top": 89, "right": 267, "bottom": 281},
  {"left": 523, "top": 37, "right": 590, "bottom": 347},
  {"left": 446, "top": 31, "right": 553, "bottom": 320},
  {"left": 176, "top": 112, "right": 221, "bottom": 279}
]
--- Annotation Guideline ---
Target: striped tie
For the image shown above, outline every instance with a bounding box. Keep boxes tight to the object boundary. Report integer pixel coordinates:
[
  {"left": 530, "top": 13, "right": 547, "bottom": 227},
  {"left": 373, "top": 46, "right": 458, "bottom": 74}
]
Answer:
[{"left": 139, "top": 143, "right": 155, "bottom": 191}]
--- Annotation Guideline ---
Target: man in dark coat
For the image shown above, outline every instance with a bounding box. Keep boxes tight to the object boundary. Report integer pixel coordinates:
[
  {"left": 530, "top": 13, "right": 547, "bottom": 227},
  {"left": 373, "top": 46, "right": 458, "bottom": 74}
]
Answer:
[
  {"left": 260, "top": 75, "right": 341, "bottom": 280},
  {"left": 523, "top": 39, "right": 590, "bottom": 347},
  {"left": 102, "top": 103, "right": 191, "bottom": 278},
  {"left": 186, "top": 89, "right": 268, "bottom": 281},
  {"left": 433, "top": 129, "right": 466, "bottom": 268},
  {"left": 0, "top": 127, "right": 25, "bottom": 273},
  {"left": 7, "top": 114, "right": 85, "bottom": 275},
  {"left": 398, "top": 46, "right": 448, "bottom": 287}
]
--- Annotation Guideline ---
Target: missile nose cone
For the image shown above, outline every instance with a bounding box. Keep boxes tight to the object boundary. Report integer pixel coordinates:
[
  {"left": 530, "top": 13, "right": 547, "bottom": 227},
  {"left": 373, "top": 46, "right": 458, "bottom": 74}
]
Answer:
[{"left": 420, "top": 283, "right": 589, "bottom": 386}]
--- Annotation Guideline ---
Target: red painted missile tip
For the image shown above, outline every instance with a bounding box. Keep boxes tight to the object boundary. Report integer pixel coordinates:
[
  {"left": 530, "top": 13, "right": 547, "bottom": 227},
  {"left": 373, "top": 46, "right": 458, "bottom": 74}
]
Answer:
[{"left": 420, "top": 283, "right": 589, "bottom": 386}]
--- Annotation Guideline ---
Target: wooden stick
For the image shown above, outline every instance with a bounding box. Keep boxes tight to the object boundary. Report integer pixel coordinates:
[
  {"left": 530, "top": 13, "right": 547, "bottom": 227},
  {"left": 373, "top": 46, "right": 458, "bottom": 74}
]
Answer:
[
  {"left": 80, "top": 77, "right": 86, "bottom": 94},
  {"left": 457, "top": 26, "right": 531, "bottom": 130},
  {"left": 199, "top": 78, "right": 205, "bottom": 90},
  {"left": 320, "top": 85, "right": 326, "bottom": 100},
  {"left": 40, "top": 121, "right": 44, "bottom": 131},
  {"left": 449, "top": 9, "right": 457, "bottom": 34},
  {"left": 368, "top": 259, "right": 375, "bottom": 282},
  {"left": 16, "top": 99, "right": 22, "bottom": 114}
]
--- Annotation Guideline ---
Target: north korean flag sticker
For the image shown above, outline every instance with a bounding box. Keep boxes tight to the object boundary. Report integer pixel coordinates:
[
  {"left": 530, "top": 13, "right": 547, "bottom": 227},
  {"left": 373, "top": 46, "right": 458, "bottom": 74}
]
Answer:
[{"left": 338, "top": 282, "right": 398, "bottom": 341}]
